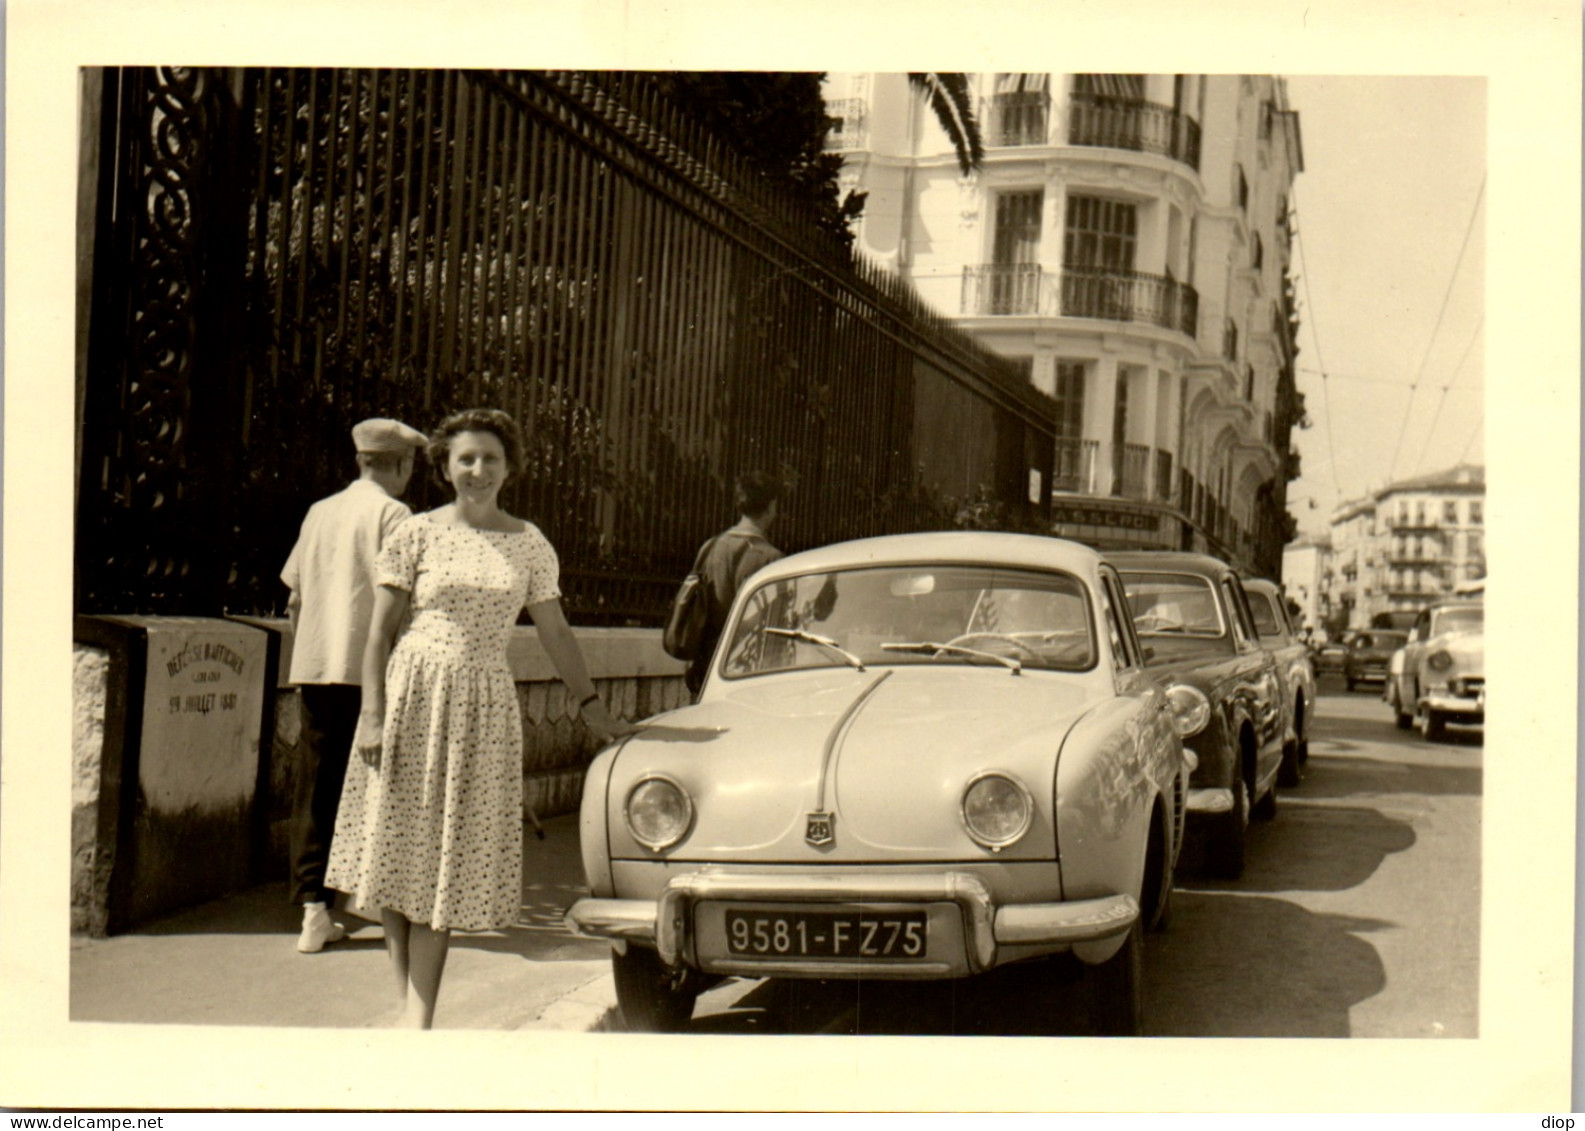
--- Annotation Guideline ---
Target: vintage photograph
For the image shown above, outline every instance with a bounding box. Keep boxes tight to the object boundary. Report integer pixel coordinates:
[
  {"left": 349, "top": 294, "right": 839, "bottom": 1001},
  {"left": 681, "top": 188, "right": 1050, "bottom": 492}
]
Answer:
[{"left": 5, "top": 0, "right": 1578, "bottom": 1115}]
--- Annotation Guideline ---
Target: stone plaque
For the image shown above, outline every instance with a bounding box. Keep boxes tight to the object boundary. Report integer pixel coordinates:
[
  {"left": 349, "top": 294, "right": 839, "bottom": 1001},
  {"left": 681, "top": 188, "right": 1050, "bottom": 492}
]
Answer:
[{"left": 138, "top": 618, "right": 268, "bottom": 812}]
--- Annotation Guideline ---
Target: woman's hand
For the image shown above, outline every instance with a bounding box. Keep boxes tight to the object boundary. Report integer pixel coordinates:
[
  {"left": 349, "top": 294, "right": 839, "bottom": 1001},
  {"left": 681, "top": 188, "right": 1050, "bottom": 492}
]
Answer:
[
  {"left": 579, "top": 697, "right": 638, "bottom": 743},
  {"left": 354, "top": 710, "right": 384, "bottom": 768}
]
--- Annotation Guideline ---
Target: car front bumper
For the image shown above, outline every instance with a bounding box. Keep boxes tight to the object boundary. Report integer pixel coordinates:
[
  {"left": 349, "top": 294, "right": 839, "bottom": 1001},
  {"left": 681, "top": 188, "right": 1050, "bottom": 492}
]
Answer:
[
  {"left": 1422, "top": 692, "right": 1484, "bottom": 723},
  {"left": 566, "top": 870, "right": 1138, "bottom": 978}
]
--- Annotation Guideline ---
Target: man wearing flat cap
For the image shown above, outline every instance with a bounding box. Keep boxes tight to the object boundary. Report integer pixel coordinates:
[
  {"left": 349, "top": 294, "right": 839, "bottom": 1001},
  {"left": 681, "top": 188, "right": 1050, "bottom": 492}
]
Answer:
[{"left": 280, "top": 417, "right": 426, "bottom": 953}]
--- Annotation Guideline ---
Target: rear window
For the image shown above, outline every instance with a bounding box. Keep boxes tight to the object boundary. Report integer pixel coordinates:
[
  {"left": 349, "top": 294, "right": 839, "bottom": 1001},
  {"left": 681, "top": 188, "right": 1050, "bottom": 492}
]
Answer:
[
  {"left": 1120, "top": 573, "right": 1226, "bottom": 638},
  {"left": 1248, "top": 592, "right": 1284, "bottom": 638}
]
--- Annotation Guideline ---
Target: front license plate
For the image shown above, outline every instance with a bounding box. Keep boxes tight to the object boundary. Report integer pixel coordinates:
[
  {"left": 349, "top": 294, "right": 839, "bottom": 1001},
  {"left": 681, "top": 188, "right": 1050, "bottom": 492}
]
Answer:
[{"left": 724, "top": 909, "right": 927, "bottom": 960}]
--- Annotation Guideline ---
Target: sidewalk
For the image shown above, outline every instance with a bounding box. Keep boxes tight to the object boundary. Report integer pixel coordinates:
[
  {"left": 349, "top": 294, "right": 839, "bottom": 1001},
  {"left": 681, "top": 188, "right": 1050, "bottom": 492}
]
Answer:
[{"left": 69, "top": 812, "right": 625, "bottom": 1031}]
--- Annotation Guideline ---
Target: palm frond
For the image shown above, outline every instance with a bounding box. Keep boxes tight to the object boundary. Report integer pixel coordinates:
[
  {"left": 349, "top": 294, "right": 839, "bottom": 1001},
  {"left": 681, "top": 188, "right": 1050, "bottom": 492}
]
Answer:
[{"left": 908, "top": 72, "right": 984, "bottom": 175}]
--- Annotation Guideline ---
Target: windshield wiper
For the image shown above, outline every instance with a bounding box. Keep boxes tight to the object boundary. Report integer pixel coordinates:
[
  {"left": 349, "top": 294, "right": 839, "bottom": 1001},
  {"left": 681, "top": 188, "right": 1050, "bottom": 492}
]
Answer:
[
  {"left": 765, "top": 627, "right": 867, "bottom": 671},
  {"left": 880, "top": 641, "right": 1022, "bottom": 674}
]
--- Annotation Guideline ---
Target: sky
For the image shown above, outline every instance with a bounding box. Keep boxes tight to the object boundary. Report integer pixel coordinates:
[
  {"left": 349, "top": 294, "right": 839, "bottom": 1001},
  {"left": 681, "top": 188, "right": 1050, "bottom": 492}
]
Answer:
[{"left": 1280, "top": 76, "right": 1486, "bottom": 536}]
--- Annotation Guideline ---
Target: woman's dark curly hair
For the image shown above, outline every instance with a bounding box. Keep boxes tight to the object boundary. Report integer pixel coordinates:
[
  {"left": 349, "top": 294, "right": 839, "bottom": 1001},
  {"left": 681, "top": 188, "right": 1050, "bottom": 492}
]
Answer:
[{"left": 427, "top": 408, "right": 525, "bottom": 487}]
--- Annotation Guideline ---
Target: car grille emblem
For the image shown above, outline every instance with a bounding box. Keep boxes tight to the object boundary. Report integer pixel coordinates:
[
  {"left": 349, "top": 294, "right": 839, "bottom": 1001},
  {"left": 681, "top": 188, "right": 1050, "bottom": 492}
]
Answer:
[{"left": 805, "top": 811, "right": 835, "bottom": 846}]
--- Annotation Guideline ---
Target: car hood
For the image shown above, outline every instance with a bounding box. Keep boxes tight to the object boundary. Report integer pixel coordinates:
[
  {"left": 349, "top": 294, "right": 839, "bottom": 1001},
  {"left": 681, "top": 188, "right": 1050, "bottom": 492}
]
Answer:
[{"left": 602, "top": 666, "right": 1103, "bottom": 863}]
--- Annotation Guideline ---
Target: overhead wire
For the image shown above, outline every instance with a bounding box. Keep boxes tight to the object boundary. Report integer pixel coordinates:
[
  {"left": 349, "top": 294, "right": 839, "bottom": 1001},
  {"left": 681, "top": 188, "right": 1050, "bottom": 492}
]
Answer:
[
  {"left": 1385, "top": 173, "right": 1486, "bottom": 481},
  {"left": 1411, "top": 314, "right": 1484, "bottom": 473}
]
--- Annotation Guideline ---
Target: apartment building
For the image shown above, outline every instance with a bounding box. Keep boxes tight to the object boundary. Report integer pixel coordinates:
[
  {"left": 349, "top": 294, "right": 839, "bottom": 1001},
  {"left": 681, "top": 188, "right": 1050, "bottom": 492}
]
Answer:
[
  {"left": 1321, "top": 464, "right": 1486, "bottom": 630},
  {"left": 824, "top": 72, "right": 1304, "bottom": 577}
]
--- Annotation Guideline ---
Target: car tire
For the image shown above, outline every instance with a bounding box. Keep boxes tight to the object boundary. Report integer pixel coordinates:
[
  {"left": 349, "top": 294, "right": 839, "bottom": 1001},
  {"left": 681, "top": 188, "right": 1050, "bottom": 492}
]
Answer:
[
  {"left": 1204, "top": 774, "right": 1248, "bottom": 880},
  {"left": 1423, "top": 708, "right": 1448, "bottom": 743},
  {"left": 1278, "top": 738, "right": 1304, "bottom": 787},
  {"left": 611, "top": 945, "right": 700, "bottom": 1033},
  {"left": 1345, "top": 676, "right": 1356, "bottom": 692},
  {"left": 1252, "top": 776, "right": 1277, "bottom": 821},
  {"left": 1089, "top": 918, "right": 1144, "bottom": 1036},
  {"left": 1390, "top": 684, "right": 1413, "bottom": 730}
]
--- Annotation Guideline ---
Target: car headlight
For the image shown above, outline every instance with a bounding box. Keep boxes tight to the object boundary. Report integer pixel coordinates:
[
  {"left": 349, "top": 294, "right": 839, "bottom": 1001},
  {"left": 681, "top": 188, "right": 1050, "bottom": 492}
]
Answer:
[
  {"left": 1427, "top": 650, "right": 1453, "bottom": 672},
  {"left": 1164, "top": 684, "right": 1211, "bottom": 738},
  {"left": 624, "top": 775, "right": 693, "bottom": 851},
  {"left": 960, "top": 772, "right": 1033, "bottom": 851}
]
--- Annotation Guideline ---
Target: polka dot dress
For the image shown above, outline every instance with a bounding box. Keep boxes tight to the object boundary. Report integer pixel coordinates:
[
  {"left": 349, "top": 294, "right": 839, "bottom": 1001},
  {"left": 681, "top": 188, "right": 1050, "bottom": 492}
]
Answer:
[{"left": 326, "top": 511, "right": 560, "bottom": 932}]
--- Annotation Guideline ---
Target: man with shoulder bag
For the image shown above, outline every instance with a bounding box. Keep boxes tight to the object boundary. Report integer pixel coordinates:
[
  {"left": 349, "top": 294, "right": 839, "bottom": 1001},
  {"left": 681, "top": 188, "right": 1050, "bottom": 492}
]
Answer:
[{"left": 672, "top": 472, "right": 784, "bottom": 698}]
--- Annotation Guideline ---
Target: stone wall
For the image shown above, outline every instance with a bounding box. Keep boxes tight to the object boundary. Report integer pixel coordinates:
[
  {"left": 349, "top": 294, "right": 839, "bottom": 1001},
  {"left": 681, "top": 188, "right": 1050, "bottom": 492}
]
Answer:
[
  {"left": 74, "top": 621, "right": 691, "bottom": 930},
  {"left": 72, "top": 647, "right": 110, "bottom": 935}
]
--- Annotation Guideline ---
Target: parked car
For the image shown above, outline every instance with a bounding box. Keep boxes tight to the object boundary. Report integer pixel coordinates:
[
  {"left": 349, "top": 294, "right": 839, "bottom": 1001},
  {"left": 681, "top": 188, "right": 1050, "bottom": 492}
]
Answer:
[
  {"left": 1243, "top": 578, "right": 1317, "bottom": 786},
  {"left": 569, "top": 533, "right": 1195, "bottom": 1034},
  {"left": 1386, "top": 600, "right": 1484, "bottom": 739},
  {"left": 1110, "top": 552, "right": 1285, "bottom": 879},
  {"left": 1311, "top": 635, "right": 1350, "bottom": 675},
  {"left": 1344, "top": 629, "right": 1408, "bottom": 691}
]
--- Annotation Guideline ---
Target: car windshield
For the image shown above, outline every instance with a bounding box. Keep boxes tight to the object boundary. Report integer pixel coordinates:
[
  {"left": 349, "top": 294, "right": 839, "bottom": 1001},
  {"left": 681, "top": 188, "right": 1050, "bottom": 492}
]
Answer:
[
  {"left": 1431, "top": 606, "right": 1483, "bottom": 635},
  {"left": 1119, "top": 573, "right": 1226, "bottom": 638},
  {"left": 719, "top": 564, "right": 1096, "bottom": 678},
  {"left": 1354, "top": 632, "right": 1406, "bottom": 650},
  {"left": 1248, "top": 592, "right": 1283, "bottom": 638}
]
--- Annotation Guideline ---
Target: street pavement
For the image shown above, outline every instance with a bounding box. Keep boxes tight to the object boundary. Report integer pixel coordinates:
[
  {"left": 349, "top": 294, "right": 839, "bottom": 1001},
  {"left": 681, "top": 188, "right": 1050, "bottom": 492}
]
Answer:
[{"left": 69, "top": 812, "right": 625, "bottom": 1032}]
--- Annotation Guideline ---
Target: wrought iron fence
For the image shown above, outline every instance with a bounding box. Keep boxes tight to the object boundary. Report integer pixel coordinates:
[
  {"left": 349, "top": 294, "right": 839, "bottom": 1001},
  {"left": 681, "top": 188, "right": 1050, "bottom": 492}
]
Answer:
[{"left": 76, "top": 68, "right": 1057, "bottom": 622}]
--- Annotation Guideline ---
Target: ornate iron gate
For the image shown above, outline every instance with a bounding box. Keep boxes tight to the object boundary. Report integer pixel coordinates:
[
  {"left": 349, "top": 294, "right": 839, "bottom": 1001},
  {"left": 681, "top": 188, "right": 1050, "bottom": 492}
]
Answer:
[{"left": 77, "top": 69, "right": 1056, "bottom": 622}]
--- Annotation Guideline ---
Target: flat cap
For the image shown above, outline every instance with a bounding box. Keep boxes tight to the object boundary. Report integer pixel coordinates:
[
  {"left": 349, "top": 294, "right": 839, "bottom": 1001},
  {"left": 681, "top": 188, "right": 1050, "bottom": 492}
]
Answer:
[{"left": 352, "top": 418, "right": 427, "bottom": 453}]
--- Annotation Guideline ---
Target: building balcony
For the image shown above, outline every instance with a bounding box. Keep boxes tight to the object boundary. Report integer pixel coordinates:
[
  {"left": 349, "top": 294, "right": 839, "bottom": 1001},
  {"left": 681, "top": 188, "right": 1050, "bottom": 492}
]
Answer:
[
  {"left": 961, "top": 265, "right": 1198, "bottom": 337},
  {"left": 1386, "top": 551, "right": 1445, "bottom": 567},
  {"left": 1053, "top": 436, "right": 1100, "bottom": 493},
  {"left": 1066, "top": 93, "right": 1201, "bottom": 171},
  {"left": 985, "top": 91, "right": 1051, "bottom": 148},
  {"left": 961, "top": 264, "right": 1044, "bottom": 316},
  {"left": 1387, "top": 515, "right": 1441, "bottom": 532},
  {"left": 1060, "top": 266, "right": 1198, "bottom": 336},
  {"left": 1116, "top": 442, "right": 1152, "bottom": 501},
  {"left": 1154, "top": 449, "right": 1174, "bottom": 503},
  {"left": 822, "top": 98, "right": 868, "bottom": 151}
]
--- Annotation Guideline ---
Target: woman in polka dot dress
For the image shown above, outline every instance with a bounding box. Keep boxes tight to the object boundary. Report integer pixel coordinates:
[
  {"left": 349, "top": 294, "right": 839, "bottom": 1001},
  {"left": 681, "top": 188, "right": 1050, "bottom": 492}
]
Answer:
[{"left": 327, "top": 408, "right": 632, "bottom": 1029}]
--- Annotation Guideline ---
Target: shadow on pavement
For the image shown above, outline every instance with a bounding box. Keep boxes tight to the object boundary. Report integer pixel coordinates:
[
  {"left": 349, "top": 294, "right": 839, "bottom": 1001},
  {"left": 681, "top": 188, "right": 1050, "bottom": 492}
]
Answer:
[
  {"left": 676, "top": 889, "right": 1389, "bottom": 1038},
  {"left": 1180, "top": 800, "right": 1416, "bottom": 895},
  {"left": 1294, "top": 750, "right": 1483, "bottom": 801},
  {"left": 1144, "top": 892, "right": 1390, "bottom": 1037}
]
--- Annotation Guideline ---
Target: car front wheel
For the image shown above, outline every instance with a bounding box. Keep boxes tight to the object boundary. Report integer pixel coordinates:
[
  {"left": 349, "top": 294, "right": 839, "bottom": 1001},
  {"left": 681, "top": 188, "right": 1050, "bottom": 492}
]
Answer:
[
  {"left": 1390, "top": 683, "right": 1413, "bottom": 730},
  {"left": 1422, "top": 707, "right": 1448, "bottom": 742},
  {"left": 1204, "top": 773, "right": 1249, "bottom": 880},
  {"left": 1089, "top": 918, "right": 1144, "bottom": 1036},
  {"left": 611, "top": 945, "right": 700, "bottom": 1032}
]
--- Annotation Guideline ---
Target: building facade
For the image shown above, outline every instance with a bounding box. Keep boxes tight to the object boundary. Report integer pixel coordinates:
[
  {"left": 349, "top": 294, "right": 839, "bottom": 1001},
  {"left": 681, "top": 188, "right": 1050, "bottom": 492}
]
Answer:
[
  {"left": 1280, "top": 535, "right": 1330, "bottom": 635},
  {"left": 1321, "top": 464, "right": 1485, "bottom": 631},
  {"left": 824, "top": 72, "right": 1305, "bottom": 577}
]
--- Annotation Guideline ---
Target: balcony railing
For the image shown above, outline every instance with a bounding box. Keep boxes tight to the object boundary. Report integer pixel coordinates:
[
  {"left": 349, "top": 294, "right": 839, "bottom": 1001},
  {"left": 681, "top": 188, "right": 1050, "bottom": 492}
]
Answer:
[
  {"left": 1116, "top": 442, "right": 1153, "bottom": 501},
  {"left": 986, "top": 91, "right": 1051, "bottom": 147},
  {"left": 823, "top": 98, "right": 868, "bottom": 151},
  {"left": 1053, "top": 436, "right": 1100, "bottom": 493},
  {"left": 964, "top": 265, "right": 1199, "bottom": 339},
  {"left": 1067, "top": 93, "right": 1201, "bottom": 171},
  {"left": 1388, "top": 515, "right": 1442, "bottom": 531},
  {"left": 1060, "top": 266, "right": 1197, "bottom": 336},
  {"left": 1154, "top": 449, "right": 1174, "bottom": 502},
  {"left": 962, "top": 264, "right": 1043, "bottom": 315}
]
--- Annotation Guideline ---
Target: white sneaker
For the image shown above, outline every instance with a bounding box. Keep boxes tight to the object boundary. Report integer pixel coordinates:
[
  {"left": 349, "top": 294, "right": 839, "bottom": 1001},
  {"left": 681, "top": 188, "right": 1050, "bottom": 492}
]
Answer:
[{"left": 297, "top": 903, "right": 347, "bottom": 954}]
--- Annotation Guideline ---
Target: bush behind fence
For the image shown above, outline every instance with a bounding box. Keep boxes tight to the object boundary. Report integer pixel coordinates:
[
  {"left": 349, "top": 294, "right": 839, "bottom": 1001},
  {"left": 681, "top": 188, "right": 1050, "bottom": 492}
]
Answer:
[{"left": 77, "top": 68, "right": 1057, "bottom": 623}]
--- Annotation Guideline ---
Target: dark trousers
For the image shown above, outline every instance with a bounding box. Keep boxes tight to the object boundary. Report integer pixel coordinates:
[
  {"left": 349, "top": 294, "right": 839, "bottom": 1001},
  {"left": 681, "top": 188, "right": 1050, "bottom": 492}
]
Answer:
[{"left": 289, "top": 683, "right": 361, "bottom": 905}]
